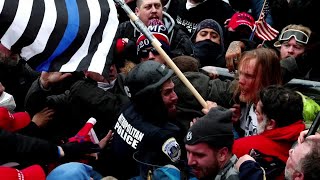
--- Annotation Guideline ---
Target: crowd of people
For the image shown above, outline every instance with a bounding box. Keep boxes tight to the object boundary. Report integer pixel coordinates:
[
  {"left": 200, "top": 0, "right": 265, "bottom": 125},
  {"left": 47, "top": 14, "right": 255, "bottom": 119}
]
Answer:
[{"left": 1, "top": 0, "right": 320, "bottom": 179}]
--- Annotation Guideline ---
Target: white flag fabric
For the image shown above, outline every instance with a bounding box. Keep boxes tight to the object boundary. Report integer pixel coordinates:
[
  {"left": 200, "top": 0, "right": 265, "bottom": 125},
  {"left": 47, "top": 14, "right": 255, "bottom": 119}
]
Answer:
[{"left": 0, "top": 0, "right": 119, "bottom": 74}]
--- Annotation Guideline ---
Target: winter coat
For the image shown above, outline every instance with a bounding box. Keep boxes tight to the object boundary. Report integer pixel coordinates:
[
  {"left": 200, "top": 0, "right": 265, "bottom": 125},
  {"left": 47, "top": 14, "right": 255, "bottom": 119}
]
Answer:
[
  {"left": 0, "top": 128, "right": 59, "bottom": 166},
  {"left": 167, "top": 0, "right": 234, "bottom": 36},
  {"left": 105, "top": 103, "right": 182, "bottom": 179},
  {"left": 233, "top": 120, "right": 306, "bottom": 163}
]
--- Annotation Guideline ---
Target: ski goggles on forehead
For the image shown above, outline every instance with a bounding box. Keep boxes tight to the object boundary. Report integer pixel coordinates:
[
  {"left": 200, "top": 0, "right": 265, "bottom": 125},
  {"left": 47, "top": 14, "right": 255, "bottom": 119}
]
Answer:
[
  {"left": 279, "top": 29, "right": 309, "bottom": 44},
  {"left": 138, "top": 47, "right": 159, "bottom": 58}
]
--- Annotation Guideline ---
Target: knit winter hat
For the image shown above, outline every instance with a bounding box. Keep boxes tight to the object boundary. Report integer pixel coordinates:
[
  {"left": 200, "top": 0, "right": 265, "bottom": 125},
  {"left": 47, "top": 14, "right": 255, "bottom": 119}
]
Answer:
[
  {"left": 191, "top": 19, "right": 224, "bottom": 41},
  {"left": 185, "top": 107, "right": 233, "bottom": 147},
  {"left": 136, "top": 19, "right": 171, "bottom": 57},
  {"left": 115, "top": 38, "right": 138, "bottom": 64},
  {"left": 47, "top": 162, "right": 93, "bottom": 180},
  {"left": 190, "top": 19, "right": 225, "bottom": 52}
]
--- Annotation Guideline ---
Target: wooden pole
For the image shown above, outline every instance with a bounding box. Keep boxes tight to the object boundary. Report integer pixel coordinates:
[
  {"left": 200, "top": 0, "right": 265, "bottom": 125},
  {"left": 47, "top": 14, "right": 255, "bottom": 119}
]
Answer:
[{"left": 114, "top": 0, "right": 207, "bottom": 108}]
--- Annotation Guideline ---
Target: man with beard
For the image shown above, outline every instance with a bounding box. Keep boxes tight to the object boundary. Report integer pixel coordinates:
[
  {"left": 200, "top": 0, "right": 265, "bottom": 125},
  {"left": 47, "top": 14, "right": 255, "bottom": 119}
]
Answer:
[
  {"left": 225, "top": 24, "right": 320, "bottom": 82},
  {"left": 274, "top": 24, "right": 311, "bottom": 60},
  {"left": 274, "top": 24, "right": 319, "bottom": 81},
  {"left": 105, "top": 61, "right": 181, "bottom": 179},
  {"left": 172, "top": 48, "right": 282, "bottom": 139},
  {"left": 190, "top": 19, "right": 226, "bottom": 68},
  {"left": 233, "top": 86, "right": 306, "bottom": 178},
  {"left": 230, "top": 48, "right": 282, "bottom": 137},
  {"left": 116, "top": 0, "right": 193, "bottom": 58},
  {"left": 184, "top": 104, "right": 239, "bottom": 180},
  {"left": 235, "top": 131, "right": 320, "bottom": 180}
]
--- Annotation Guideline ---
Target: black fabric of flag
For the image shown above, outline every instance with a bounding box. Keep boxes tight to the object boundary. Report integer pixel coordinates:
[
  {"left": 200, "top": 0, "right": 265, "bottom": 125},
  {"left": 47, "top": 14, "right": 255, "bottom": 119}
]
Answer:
[{"left": 0, "top": 0, "right": 119, "bottom": 74}]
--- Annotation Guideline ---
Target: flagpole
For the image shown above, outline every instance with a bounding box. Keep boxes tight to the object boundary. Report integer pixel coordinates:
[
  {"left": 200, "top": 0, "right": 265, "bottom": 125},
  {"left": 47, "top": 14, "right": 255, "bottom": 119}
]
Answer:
[
  {"left": 250, "top": 0, "right": 267, "bottom": 41},
  {"left": 249, "top": 25, "right": 256, "bottom": 41},
  {"left": 257, "top": 0, "right": 267, "bottom": 21},
  {"left": 114, "top": 0, "right": 207, "bottom": 109}
]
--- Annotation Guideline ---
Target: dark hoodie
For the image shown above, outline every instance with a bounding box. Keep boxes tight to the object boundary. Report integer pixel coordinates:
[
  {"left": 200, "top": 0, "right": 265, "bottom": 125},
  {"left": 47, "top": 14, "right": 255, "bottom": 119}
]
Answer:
[{"left": 190, "top": 19, "right": 226, "bottom": 67}]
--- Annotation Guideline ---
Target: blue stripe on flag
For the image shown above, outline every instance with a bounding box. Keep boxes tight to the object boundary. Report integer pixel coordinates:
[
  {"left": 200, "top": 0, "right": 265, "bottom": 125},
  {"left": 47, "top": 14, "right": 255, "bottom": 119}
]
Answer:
[{"left": 36, "top": 0, "right": 80, "bottom": 71}]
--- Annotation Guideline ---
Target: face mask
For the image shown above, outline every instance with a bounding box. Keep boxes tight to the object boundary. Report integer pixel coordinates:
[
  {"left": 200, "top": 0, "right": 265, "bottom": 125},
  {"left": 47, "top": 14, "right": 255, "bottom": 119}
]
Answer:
[
  {"left": 97, "top": 80, "right": 116, "bottom": 91},
  {"left": 0, "top": 92, "right": 16, "bottom": 112},
  {"left": 193, "top": 39, "right": 222, "bottom": 67}
]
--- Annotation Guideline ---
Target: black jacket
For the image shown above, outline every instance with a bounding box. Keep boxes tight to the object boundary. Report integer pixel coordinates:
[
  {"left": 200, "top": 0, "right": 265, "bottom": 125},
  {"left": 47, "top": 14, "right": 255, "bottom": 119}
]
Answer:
[
  {"left": 24, "top": 73, "right": 129, "bottom": 141},
  {"left": 106, "top": 103, "right": 182, "bottom": 179},
  {"left": 0, "top": 128, "right": 58, "bottom": 166},
  {"left": 167, "top": 0, "right": 234, "bottom": 36}
]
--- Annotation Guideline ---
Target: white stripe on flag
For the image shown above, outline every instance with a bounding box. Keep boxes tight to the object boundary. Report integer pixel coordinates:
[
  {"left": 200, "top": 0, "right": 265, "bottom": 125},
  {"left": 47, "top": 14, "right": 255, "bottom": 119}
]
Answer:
[
  {"left": 255, "top": 20, "right": 278, "bottom": 41},
  {"left": 59, "top": 0, "right": 101, "bottom": 72},
  {"left": 20, "top": 0, "right": 57, "bottom": 60},
  {"left": 89, "top": 128, "right": 100, "bottom": 144},
  {"left": 257, "top": 22, "right": 270, "bottom": 40},
  {"left": 0, "top": 0, "right": 5, "bottom": 14},
  {"left": 87, "top": 0, "right": 119, "bottom": 74},
  {"left": 1, "top": 0, "right": 34, "bottom": 49}
]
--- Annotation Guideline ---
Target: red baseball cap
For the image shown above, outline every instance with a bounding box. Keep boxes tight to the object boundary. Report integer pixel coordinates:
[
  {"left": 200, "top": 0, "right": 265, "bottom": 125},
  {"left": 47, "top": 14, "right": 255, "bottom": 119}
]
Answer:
[
  {"left": 0, "top": 107, "right": 31, "bottom": 132},
  {"left": 0, "top": 165, "right": 46, "bottom": 180},
  {"left": 227, "top": 12, "right": 255, "bottom": 31}
]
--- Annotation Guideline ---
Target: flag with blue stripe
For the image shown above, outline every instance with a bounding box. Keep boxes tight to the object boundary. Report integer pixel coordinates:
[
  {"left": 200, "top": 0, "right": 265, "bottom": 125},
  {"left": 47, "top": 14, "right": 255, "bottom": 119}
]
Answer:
[{"left": 0, "top": 0, "right": 119, "bottom": 74}]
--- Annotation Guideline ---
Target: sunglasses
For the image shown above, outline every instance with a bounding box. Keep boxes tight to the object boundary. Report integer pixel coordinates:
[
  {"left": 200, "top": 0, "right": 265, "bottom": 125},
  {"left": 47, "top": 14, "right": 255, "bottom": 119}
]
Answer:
[
  {"left": 138, "top": 47, "right": 159, "bottom": 58},
  {"left": 279, "top": 29, "right": 309, "bottom": 44}
]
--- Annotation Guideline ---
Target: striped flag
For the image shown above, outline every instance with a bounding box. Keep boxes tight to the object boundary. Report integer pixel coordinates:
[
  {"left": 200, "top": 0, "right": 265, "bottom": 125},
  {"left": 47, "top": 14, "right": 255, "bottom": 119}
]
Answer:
[
  {"left": 0, "top": 0, "right": 119, "bottom": 74},
  {"left": 254, "top": 12, "right": 278, "bottom": 41}
]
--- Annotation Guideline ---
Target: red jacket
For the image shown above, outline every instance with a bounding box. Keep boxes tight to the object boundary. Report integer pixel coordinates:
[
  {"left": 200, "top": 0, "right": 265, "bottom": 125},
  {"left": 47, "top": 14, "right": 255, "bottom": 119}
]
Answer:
[{"left": 233, "top": 120, "right": 305, "bottom": 163}]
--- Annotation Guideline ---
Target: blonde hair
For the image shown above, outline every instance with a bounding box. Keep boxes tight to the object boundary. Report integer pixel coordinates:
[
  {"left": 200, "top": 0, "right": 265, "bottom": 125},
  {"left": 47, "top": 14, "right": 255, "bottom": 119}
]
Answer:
[
  {"left": 233, "top": 48, "right": 282, "bottom": 103},
  {"left": 281, "top": 24, "right": 312, "bottom": 37}
]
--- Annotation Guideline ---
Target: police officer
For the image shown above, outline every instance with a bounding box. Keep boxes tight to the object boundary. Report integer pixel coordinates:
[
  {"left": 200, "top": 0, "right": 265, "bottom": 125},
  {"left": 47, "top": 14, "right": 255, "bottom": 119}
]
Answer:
[{"left": 106, "top": 61, "right": 182, "bottom": 179}]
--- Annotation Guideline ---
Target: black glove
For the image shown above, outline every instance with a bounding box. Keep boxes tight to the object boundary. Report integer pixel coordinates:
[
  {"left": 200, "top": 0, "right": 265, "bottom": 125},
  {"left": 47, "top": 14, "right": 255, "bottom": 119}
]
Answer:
[{"left": 60, "top": 141, "right": 101, "bottom": 159}]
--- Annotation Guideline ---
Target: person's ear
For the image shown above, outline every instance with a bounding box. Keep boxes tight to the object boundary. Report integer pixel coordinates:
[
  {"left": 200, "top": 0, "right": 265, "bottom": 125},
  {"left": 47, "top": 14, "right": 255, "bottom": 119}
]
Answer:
[
  {"left": 135, "top": 7, "right": 139, "bottom": 15},
  {"left": 217, "top": 147, "right": 229, "bottom": 162},
  {"left": 266, "top": 119, "right": 276, "bottom": 130},
  {"left": 293, "top": 171, "right": 304, "bottom": 180}
]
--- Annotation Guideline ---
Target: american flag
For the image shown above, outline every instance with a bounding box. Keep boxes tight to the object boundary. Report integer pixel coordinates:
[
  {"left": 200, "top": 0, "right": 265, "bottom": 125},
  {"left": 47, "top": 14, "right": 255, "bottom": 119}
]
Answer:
[
  {"left": 254, "top": 12, "right": 278, "bottom": 41},
  {"left": 0, "top": 0, "right": 119, "bottom": 74}
]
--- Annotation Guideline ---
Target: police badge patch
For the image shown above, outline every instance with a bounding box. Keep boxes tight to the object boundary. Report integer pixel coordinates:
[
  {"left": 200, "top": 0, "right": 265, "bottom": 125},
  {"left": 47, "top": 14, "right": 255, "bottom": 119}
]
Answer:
[{"left": 162, "top": 137, "right": 181, "bottom": 162}]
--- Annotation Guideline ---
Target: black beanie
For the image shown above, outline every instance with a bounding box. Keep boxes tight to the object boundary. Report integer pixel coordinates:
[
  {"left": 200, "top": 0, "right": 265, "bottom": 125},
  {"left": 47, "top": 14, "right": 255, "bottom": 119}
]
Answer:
[{"left": 185, "top": 106, "right": 233, "bottom": 147}]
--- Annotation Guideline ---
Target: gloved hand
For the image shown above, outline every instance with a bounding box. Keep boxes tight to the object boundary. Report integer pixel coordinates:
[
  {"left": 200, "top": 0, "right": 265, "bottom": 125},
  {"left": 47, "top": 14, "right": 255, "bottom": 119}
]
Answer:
[{"left": 60, "top": 141, "right": 101, "bottom": 159}]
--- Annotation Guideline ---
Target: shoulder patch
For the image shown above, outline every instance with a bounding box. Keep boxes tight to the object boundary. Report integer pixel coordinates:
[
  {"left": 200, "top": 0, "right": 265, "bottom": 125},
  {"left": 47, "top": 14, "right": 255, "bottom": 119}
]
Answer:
[{"left": 162, "top": 137, "right": 181, "bottom": 162}]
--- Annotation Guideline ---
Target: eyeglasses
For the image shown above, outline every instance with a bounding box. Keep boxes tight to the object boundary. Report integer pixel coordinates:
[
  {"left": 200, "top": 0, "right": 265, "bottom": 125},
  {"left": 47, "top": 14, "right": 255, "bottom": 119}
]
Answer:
[
  {"left": 279, "top": 29, "right": 309, "bottom": 44},
  {"left": 138, "top": 47, "right": 159, "bottom": 58}
]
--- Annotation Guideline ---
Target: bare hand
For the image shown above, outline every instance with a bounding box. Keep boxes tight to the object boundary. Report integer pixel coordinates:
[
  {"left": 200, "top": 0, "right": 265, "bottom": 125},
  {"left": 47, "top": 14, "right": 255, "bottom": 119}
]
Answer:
[
  {"left": 230, "top": 104, "right": 241, "bottom": 123},
  {"left": 298, "top": 129, "right": 320, "bottom": 144},
  {"left": 235, "top": 154, "right": 256, "bottom": 171},
  {"left": 32, "top": 107, "right": 55, "bottom": 128},
  {"left": 225, "top": 41, "right": 244, "bottom": 72},
  {"left": 190, "top": 117, "right": 199, "bottom": 127},
  {"left": 99, "top": 130, "right": 113, "bottom": 149},
  {"left": 40, "top": 72, "right": 72, "bottom": 89},
  {"left": 202, "top": 101, "right": 218, "bottom": 114}
]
